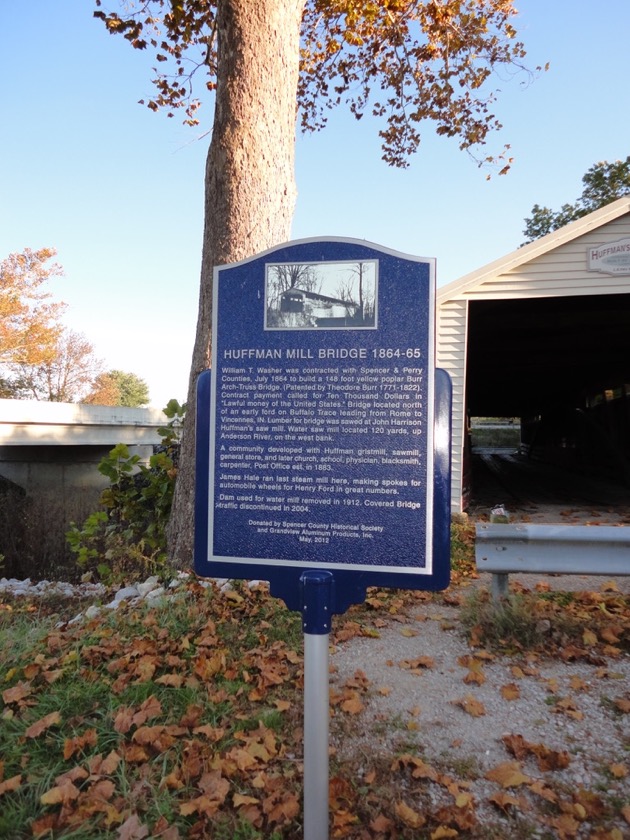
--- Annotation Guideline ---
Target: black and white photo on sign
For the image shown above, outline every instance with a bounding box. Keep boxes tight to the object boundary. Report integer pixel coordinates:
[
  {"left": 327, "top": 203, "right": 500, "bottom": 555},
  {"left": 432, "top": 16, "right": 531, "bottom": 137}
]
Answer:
[{"left": 265, "top": 260, "right": 378, "bottom": 330}]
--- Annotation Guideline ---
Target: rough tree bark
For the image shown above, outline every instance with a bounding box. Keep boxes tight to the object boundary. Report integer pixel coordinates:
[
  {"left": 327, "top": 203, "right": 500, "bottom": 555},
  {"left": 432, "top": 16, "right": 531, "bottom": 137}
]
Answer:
[{"left": 167, "top": 0, "right": 306, "bottom": 567}]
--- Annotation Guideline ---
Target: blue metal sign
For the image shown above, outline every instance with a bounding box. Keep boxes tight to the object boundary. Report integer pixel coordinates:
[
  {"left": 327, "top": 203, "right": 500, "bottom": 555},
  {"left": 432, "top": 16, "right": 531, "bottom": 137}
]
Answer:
[{"left": 195, "top": 239, "right": 451, "bottom": 616}]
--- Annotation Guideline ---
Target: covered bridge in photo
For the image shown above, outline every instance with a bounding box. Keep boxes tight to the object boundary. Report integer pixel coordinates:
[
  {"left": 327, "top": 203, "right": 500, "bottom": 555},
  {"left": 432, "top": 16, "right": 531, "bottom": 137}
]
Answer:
[
  {"left": 436, "top": 196, "right": 630, "bottom": 513},
  {"left": 280, "top": 287, "right": 359, "bottom": 319}
]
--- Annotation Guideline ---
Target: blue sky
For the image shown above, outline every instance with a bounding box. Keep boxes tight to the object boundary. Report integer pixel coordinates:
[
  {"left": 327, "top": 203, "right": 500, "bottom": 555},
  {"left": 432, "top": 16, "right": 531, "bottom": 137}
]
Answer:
[{"left": 2, "top": 1, "right": 629, "bottom": 408}]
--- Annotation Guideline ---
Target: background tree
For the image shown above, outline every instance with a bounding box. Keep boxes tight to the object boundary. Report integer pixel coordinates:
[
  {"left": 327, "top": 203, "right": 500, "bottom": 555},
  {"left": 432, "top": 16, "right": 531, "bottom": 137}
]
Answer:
[
  {"left": 0, "top": 248, "right": 65, "bottom": 368},
  {"left": 85, "top": 369, "right": 150, "bottom": 407},
  {"left": 348, "top": 261, "right": 375, "bottom": 321},
  {"left": 522, "top": 156, "right": 630, "bottom": 243},
  {"left": 267, "top": 263, "right": 319, "bottom": 310},
  {"left": 8, "top": 329, "right": 103, "bottom": 402},
  {"left": 95, "top": 0, "right": 539, "bottom": 566},
  {"left": 84, "top": 372, "right": 120, "bottom": 406}
]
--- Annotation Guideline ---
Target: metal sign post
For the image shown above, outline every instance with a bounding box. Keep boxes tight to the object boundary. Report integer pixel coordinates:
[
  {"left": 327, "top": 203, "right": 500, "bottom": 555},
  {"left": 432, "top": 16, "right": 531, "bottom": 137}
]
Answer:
[
  {"left": 194, "top": 238, "right": 452, "bottom": 838},
  {"left": 301, "top": 570, "right": 333, "bottom": 840}
]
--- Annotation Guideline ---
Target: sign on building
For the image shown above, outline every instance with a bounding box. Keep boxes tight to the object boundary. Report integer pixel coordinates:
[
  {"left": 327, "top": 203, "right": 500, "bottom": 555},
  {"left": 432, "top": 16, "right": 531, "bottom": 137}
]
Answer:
[
  {"left": 195, "top": 239, "right": 451, "bottom": 615},
  {"left": 588, "top": 238, "right": 630, "bottom": 275}
]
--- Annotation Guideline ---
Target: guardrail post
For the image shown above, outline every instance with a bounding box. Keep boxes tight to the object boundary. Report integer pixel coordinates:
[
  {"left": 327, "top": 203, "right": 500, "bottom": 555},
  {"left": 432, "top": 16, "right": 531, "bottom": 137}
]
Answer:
[{"left": 491, "top": 572, "right": 509, "bottom": 601}]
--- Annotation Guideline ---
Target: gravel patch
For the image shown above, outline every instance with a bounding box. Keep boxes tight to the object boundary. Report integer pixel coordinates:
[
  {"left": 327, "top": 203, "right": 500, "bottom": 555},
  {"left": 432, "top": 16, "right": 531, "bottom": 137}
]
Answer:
[{"left": 331, "top": 599, "right": 630, "bottom": 835}]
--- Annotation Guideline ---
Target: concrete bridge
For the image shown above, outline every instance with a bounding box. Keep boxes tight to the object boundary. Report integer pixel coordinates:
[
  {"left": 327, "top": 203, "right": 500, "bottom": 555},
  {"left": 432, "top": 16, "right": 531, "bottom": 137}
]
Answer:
[
  {"left": 0, "top": 399, "right": 166, "bottom": 447},
  {"left": 0, "top": 398, "right": 167, "bottom": 493},
  {"left": 0, "top": 400, "right": 169, "bottom": 576}
]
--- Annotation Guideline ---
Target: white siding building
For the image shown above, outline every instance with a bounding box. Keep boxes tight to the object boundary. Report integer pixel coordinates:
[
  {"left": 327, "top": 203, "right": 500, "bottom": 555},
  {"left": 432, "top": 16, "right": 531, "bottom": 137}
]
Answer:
[{"left": 436, "top": 196, "right": 630, "bottom": 512}]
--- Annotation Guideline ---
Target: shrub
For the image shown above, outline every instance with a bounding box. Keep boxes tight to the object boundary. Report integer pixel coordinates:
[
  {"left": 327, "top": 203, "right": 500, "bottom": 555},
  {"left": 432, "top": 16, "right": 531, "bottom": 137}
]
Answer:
[{"left": 67, "top": 399, "right": 185, "bottom": 583}]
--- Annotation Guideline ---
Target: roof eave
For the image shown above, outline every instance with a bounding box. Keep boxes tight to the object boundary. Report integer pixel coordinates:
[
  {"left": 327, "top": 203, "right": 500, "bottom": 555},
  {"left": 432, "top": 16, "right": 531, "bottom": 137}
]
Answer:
[{"left": 437, "top": 195, "right": 630, "bottom": 303}]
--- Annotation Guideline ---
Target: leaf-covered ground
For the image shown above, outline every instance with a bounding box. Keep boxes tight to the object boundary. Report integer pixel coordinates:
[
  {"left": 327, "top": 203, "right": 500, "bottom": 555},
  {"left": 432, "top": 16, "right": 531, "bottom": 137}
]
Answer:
[{"left": 1, "top": 534, "right": 629, "bottom": 839}]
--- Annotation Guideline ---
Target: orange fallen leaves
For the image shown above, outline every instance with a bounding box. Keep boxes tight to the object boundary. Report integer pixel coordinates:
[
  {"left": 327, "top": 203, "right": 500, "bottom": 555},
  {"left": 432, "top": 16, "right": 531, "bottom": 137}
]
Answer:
[
  {"left": 398, "top": 655, "right": 435, "bottom": 674},
  {"left": 546, "top": 812, "right": 581, "bottom": 836},
  {"left": 395, "top": 799, "right": 426, "bottom": 829},
  {"left": 193, "top": 650, "right": 227, "bottom": 681},
  {"left": 502, "top": 734, "right": 571, "bottom": 772},
  {"left": 119, "top": 743, "right": 150, "bottom": 764},
  {"left": 613, "top": 695, "right": 630, "bottom": 713},
  {"left": 582, "top": 628, "right": 598, "bottom": 647},
  {"left": 340, "top": 693, "right": 365, "bottom": 714},
  {"left": 114, "top": 695, "right": 162, "bottom": 734},
  {"left": 500, "top": 682, "right": 520, "bottom": 700},
  {"left": 392, "top": 754, "right": 439, "bottom": 782},
  {"left": 88, "top": 750, "right": 121, "bottom": 776},
  {"left": 452, "top": 695, "right": 485, "bottom": 717},
  {"left": 332, "top": 807, "right": 359, "bottom": 833},
  {"left": 488, "top": 789, "right": 524, "bottom": 812},
  {"left": 133, "top": 724, "right": 185, "bottom": 753},
  {"left": 430, "top": 827, "right": 459, "bottom": 839},
  {"left": 117, "top": 813, "right": 150, "bottom": 839},
  {"left": 192, "top": 723, "right": 225, "bottom": 741},
  {"left": 25, "top": 710, "right": 62, "bottom": 738},
  {"left": 262, "top": 785, "right": 300, "bottom": 827},
  {"left": 458, "top": 654, "right": 486, "bottom": 686},
  {"left": 2, "top": 575, "right": 629, "bottom": 838},
  {"left": 179, "top": 770, "right": 230, "bottom": 818},
  {"left": 40, "top": 779, "right": 81, "bottom": 806},
  {"left": 155, "top": 672, "right": 184, "bottom": 688},
  {"left": 334, "top": 620, "right": 363, "bottom": 642},
  {"left": 370, "top": 813, "right": 393, "bottom": 833},
  {"left": 0, "top": 774, "right": 22, "bottom": 797},
  {"left": 331, "top": 670, "right": 370, "bottom": 715},
  {"left": 2, "top": 680, "right": 32, "bottom": 706},
  {"left": 485, "top": 761, "right": 531, "bottom": 788},
  {"left": 553, "top": 696, "right": 584, "bottom": 721},
  {"left": 63, "top": 728, "right": 98, "bottom": 760}
]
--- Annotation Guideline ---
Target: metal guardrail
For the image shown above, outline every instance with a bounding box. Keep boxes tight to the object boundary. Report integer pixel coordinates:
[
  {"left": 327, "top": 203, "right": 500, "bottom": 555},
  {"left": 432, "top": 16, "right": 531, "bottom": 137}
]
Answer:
[{"left": 475, "top": 523, "right": 630, "bottom": 599}]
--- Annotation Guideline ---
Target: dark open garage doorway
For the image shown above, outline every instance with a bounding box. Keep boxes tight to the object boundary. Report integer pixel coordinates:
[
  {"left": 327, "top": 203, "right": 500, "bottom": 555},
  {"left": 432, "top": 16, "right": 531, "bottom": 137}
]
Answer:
[{"left": 464, "top": 293, "right": 630, "bottom": 520}]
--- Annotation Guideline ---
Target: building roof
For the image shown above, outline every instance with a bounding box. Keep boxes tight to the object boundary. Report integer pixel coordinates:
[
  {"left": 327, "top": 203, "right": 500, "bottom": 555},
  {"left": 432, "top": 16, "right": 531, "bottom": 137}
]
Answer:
[{"left": 438, "top": 195, "right": 630, "bottom": 303}]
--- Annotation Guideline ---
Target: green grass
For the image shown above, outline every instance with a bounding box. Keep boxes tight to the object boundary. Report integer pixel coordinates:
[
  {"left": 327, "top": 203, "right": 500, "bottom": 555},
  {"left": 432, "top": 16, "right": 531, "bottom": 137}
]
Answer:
[
  {"left": 450, "top": 519, "right": 476, "bottom": 578},
  {"left": 460, "top": 590, "right": 545, "bottom": 651},
  {"left": 2, "top": 572, "right": 628, "bottom": 838},
  {"left": 0, "top": 584, "right": 306, "bottom": 838}
]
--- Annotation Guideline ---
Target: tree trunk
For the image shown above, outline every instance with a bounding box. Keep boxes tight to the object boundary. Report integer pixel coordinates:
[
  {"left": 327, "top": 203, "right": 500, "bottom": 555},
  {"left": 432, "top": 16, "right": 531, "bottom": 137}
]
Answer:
[{"left": 167, "top": 0, "right": 305, "bottom": 567}]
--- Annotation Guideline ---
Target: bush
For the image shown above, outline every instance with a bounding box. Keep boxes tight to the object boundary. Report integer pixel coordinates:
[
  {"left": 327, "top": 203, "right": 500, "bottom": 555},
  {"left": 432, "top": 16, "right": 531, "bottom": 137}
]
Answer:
[{"left": 67, "top": 400, "right": 185, "bottom": 583}]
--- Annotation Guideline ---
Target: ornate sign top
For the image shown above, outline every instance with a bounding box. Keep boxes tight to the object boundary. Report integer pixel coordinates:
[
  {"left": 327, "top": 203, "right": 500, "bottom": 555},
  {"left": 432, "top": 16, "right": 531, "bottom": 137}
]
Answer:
[{"left": 194, "top": 238, "right": 451, "bottom": 616}]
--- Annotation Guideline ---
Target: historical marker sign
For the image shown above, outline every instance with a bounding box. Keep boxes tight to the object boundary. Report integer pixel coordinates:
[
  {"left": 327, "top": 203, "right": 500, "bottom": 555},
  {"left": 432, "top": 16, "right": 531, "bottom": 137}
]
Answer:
[{"left": 195, "top": 239, "right": 450, "bottom": 614}]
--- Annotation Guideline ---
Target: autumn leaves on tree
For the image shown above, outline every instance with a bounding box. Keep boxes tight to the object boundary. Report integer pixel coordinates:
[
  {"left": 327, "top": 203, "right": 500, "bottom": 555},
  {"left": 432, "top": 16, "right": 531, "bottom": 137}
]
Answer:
[
  {"left": 0, "top": 247, "right": 149, "bottom": 405},
  {"left": 0, "top": 248, "right": 64, "bottom": 373},
  {"left": 93, "top": 0, "right": 541, "bottom": 565}
]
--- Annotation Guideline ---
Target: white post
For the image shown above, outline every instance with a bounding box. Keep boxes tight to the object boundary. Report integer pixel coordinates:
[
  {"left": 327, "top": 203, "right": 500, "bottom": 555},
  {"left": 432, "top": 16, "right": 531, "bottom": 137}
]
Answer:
[
  {"left": 303, "top": 631, "right": 330, "bottom": 840},
  {"left": 300, "top": 570, "right": 333, "bottom": 840}
]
